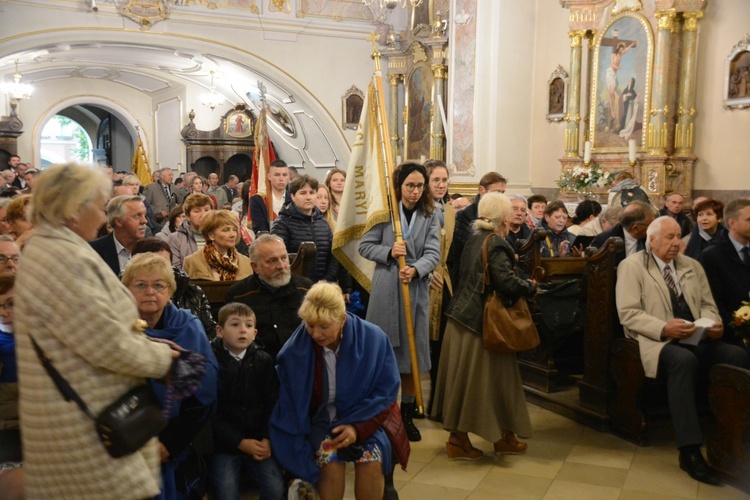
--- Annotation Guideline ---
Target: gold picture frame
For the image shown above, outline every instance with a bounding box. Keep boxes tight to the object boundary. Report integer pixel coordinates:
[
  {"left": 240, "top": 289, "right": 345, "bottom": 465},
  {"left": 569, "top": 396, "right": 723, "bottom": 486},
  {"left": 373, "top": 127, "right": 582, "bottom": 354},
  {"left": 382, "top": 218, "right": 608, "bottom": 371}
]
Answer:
[{"left": 589, "top": 10, "right": 653, "bottom": 153}]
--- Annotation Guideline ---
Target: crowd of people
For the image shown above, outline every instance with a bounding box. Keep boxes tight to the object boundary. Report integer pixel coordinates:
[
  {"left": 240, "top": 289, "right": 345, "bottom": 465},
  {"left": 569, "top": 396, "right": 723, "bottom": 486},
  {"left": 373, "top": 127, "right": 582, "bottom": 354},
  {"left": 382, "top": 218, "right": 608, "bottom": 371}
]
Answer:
[{"left": 0, "top": 153, "right": 749, "bottom": 499}]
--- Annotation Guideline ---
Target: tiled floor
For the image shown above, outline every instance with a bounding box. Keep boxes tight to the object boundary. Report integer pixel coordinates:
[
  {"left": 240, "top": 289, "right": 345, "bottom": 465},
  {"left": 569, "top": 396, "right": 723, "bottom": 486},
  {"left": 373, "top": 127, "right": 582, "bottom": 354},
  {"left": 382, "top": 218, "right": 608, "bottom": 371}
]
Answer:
[{"left": 335, "top": 402, "right": 748, "bottom": 500}]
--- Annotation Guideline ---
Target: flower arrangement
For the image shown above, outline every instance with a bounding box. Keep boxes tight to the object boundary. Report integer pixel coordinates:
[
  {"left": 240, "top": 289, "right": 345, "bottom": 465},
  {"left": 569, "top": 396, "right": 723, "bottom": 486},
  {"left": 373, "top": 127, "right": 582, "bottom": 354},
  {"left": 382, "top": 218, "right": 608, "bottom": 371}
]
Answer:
[
  {"left": 557, "top": 165, "right": 614, "bottom": 194},
  {"left": 732, "top": 301, "right": 750, "bottom": 342}
]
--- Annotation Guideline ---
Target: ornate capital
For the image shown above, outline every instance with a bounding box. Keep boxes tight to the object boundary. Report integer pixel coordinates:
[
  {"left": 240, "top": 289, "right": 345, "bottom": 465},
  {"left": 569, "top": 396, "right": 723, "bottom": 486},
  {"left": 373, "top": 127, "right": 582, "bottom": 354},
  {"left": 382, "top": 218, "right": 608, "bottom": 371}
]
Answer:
[
  {"left": 388, "top": 73, "right": 402, "bottom": 86},
  {"left": 565, "top": 113, "right": 581, "bottom": 123},
  {"left": 586, "top": 30, "right": 597, "bottom": 50},
  {"left": 569, "top": 30, "right": 586, "bottom": 48},
  {"left": 655, "top": 9, "right": 677, "bottom": 31},
  {"left": 431, "top": 64, "right": 447, "bottom": 80},
  {"left": 682, "top": 11, "right": 704, "bottom": 32}
]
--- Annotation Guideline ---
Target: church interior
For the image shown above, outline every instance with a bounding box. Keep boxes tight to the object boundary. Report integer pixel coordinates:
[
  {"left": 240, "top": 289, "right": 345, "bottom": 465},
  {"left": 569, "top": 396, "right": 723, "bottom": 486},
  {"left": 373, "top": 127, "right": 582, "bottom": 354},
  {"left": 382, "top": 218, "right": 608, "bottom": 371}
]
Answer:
[{"left": 3, "top": 0, "right": 750, "bottom": 498}]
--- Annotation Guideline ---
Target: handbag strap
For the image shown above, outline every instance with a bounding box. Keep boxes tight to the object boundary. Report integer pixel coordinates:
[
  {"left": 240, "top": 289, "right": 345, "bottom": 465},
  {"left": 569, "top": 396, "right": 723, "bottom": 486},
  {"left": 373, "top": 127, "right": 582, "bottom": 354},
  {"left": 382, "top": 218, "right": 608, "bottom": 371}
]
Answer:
[
  {"left": 481, "top": 233, "right": 496, "bottom": 294},
  {"left": 28, "top": 335, "right": 97, "bottom": 422}
]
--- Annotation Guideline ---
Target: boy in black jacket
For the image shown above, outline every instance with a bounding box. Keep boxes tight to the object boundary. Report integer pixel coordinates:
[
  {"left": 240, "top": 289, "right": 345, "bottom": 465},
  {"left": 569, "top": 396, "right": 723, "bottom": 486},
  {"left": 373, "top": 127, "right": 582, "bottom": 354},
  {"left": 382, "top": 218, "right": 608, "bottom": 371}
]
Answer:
[{"left": 209, "top": 303, "right": 283, "bottom": 500}]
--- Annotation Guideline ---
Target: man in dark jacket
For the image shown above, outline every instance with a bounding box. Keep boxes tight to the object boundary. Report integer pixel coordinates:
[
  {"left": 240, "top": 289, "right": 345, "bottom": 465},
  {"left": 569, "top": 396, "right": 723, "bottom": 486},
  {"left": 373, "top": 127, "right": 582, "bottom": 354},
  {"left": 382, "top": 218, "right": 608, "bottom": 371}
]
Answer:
[
  {"left": 446, "top": 172, "right": 506, "bottom": 285},
  {"left": 659, "top": 193, "right": 692, "bottom": 238},
  {"left": 225, "top": 234, "right": 313, "bottom": 360},
  {"left": 701, "top": 198, "right": 750, "bottom": 345},
  {"left": 590, "top": 201, "right": 654, "bottom": 266}
]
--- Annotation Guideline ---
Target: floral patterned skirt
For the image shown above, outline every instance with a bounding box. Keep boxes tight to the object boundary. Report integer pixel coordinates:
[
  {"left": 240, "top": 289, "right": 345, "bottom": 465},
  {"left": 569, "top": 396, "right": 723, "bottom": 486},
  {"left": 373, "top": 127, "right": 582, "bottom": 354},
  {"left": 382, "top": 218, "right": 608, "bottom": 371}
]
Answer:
[{"left": 314, "top": 433, "right": 382, "bottom": 466}]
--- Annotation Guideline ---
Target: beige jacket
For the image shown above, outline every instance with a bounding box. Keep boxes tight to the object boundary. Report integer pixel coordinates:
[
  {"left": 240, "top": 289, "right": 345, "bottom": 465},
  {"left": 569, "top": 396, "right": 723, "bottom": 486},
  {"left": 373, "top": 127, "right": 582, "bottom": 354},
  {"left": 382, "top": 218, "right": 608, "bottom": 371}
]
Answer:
[
  {"left": 183, "top": 249, "right": 253, "bottom": 281},
  {"left": 15, "top": 224, "right": 174, "bottom": 499},
  {"left": 616, "top": 251, "right": 720, "bottom": 378}
]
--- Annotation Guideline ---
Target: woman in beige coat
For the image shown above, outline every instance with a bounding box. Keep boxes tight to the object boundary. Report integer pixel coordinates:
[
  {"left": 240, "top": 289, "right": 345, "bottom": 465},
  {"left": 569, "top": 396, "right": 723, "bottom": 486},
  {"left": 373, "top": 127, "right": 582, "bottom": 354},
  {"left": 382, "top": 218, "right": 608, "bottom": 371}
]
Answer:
[{"left": 15, "top": 164, "right": 177, "bottom": 499}]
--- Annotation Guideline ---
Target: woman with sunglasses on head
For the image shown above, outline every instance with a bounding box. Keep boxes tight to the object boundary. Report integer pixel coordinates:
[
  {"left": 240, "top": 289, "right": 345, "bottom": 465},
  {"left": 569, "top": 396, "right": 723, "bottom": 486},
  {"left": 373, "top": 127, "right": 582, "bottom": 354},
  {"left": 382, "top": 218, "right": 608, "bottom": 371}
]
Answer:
[{"left": 359, "top": 163, "right": 440, "bottom": 442}]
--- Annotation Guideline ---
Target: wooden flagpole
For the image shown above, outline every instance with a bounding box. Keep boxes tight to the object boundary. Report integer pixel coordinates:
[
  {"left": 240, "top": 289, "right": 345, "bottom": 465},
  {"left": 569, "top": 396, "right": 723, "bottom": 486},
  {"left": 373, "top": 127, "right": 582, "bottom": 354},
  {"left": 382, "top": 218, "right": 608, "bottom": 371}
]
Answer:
[{"left": 368, "top": 34, "right": 424, "bottom": 414}]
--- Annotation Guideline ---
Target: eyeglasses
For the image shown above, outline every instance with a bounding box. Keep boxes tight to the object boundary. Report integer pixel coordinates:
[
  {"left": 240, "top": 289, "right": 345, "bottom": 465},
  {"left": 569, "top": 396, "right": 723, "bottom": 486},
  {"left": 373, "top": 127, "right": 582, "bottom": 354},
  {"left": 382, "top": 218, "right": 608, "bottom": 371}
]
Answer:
[
  {"left": 130, "top": 282, "right": 169, "bottom": 293},
  {"left": 404, "top": 183, "right": 425, "bottom": 192},
  {"left": 0, "top": 254, "right": 20, "bottom": 265},
  {"left": 0, "top": 299, "right": 14, "bottom": 312}
]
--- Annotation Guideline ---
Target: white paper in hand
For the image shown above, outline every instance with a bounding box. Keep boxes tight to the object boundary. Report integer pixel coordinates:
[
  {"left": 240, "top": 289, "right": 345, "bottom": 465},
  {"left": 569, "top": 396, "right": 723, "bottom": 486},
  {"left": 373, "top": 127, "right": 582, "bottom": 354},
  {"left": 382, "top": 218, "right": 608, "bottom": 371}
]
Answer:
[{"left": 678, "top": 318, "right": 715, "bottom": 346}]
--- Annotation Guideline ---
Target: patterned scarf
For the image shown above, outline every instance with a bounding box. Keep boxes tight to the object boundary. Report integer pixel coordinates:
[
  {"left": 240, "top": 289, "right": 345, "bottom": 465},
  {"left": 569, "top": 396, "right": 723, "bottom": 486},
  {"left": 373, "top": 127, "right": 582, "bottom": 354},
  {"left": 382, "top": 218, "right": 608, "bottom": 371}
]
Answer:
[{"left": 203, "top": 243, "right": 239, "bottom": 281}]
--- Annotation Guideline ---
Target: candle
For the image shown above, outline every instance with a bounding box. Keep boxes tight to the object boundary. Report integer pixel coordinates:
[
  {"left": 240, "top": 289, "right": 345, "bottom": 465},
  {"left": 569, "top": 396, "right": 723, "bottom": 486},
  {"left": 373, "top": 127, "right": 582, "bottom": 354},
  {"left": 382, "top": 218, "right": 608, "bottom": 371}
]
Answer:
[
  {"left": 420, "top": 155, "right": 426, "bottom": 164},
  {"left": 396, "top": 155, "right": 402, "bottom": 165},
  {"left": 628, "top": 139, "right": 636, "bottom": 163},
  {"left": 583, "top": 141, "right": 592, "bottom": 164}
]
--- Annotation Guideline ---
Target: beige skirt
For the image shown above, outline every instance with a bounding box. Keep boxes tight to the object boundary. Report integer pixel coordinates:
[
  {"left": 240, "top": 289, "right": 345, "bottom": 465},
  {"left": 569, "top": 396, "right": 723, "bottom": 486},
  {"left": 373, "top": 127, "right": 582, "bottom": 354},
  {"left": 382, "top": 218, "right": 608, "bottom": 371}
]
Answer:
[{"left": 431, "top": 318, "right": 532, "bottom": 442}]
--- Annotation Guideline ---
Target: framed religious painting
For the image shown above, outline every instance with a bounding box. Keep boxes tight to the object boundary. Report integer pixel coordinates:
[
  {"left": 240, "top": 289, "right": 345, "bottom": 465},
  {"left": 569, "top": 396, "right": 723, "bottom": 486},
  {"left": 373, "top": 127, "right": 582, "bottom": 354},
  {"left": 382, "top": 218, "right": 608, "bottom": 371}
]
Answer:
[
  {"left": 225, "top": 107, "right": 253, "bottom": 139},
  {"left": 546, "top": 65, "right": 568, "bottom": 122},
  {"left": 589, "top": 11, "right": 653, "bottom": 153},
  {"left": 342, "top": 85, "right": 364, "bottom": 130},
  {"left": 724, "top": 34, "right": 750, "bottom": 110},
  {"left": 404, "top": 61, "right": 433, "bottom": 161}
]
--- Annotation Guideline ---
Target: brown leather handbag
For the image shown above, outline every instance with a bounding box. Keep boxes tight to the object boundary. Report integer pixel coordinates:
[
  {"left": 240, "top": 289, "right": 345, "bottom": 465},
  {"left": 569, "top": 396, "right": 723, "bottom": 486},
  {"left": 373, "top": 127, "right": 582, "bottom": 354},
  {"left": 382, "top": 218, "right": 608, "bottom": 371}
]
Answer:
[{"left": 481, "top": 234, "right": 540, "bottom": 353}]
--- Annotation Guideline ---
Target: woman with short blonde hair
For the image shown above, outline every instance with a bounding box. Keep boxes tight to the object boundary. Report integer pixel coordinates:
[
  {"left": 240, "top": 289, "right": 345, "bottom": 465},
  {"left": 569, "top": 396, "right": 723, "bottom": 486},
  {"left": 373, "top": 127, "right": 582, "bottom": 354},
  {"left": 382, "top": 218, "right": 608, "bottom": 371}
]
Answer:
[
  {"left": 15, "top": 163, "right": 176, "bottom": 498},
  {"left": 271, "top": 282, "right": 408, "bottom": 500}
]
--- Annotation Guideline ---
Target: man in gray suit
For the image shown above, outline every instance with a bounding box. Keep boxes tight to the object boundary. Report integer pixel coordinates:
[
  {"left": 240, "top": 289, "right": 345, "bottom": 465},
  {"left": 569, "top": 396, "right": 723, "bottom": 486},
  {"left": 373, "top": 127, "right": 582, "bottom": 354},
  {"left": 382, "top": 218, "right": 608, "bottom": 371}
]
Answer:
[{"left": 143, "top": 167, "right": 177, "bottom": 224}]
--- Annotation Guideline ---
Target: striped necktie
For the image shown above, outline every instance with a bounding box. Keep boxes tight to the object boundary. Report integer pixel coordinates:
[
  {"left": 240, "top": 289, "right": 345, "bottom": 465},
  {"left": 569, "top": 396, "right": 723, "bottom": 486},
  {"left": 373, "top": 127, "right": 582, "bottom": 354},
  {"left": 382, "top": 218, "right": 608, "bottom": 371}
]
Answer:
[{"left": 663, "top": 266, "right": 680, "bottom": 297}]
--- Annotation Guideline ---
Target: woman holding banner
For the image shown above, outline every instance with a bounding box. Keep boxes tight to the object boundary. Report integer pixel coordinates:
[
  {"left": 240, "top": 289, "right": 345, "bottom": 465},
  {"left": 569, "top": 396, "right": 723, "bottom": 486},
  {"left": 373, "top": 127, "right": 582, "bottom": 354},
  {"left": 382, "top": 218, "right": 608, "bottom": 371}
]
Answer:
[{"left": 359, "top": 162, "right": 440, "bottom": 442}]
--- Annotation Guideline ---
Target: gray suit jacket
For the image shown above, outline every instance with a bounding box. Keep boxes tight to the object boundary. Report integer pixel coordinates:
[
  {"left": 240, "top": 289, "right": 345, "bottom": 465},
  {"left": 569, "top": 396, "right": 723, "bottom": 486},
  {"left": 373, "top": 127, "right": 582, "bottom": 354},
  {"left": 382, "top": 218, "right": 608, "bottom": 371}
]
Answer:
[{"left": 143, "top": 181, "right": 176, "bottom": 218}]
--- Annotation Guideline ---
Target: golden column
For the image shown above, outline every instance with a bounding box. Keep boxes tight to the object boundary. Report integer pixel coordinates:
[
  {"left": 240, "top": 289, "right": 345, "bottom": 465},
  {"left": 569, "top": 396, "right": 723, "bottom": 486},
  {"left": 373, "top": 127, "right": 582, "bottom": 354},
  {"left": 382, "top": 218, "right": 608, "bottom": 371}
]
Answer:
[
  {"left": 648, "top": 9, "right": 676, "bottom": 155},
  {"left": 583, "top": 30, "right": 596, "bottom": 143},
  {"left": 388, "top": 73, "right": 402, "bottom": 162},
  {"left": 675, "top": 11, "right": 703, "bottom": 156},
  {"left": 564, "top": 30, "right": 586, "bottom": 157},
  {"left": 430, "top": 64, "right": 447, "bottom": 160}
]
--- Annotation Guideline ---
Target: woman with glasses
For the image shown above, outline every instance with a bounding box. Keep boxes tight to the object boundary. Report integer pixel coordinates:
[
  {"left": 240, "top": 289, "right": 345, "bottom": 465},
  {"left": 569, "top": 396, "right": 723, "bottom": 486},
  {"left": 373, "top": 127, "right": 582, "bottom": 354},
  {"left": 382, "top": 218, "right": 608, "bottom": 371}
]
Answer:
[
  {"left": 123, "top": 253, "right": 218, "bottom": 500},
  {"left": 359, "top": 163, "right": 440, "bottom": 442}
]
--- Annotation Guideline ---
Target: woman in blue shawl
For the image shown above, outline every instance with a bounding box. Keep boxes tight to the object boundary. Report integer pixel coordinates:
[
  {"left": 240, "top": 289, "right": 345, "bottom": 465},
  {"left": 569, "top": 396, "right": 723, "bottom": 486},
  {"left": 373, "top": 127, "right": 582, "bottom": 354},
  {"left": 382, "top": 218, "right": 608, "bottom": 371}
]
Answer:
[
  {"left": 270, "top": 282, "right": 409, "bottom": 500},
  {"left": 123, "top": 253, "right": 218, "bottom": 500}
]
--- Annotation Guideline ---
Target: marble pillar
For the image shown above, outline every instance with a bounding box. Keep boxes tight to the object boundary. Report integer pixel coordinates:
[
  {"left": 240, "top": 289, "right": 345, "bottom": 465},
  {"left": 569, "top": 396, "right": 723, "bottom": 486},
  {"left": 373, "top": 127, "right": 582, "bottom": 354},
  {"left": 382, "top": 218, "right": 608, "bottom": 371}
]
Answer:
[
  {"left": 388, "top": 73, "right": 402, "bottom": 162},
  {"left": 430, "top": 64, "right": 447, "bottom": 160},
  {"left": 675, "top": 11, "right": 703, "bottom": 156},
  {"left": 565, "top": 30, "right": 586, "bottom": 157},
  {"left": 648, "top": 9, "right": 676, "bottom": 155}
]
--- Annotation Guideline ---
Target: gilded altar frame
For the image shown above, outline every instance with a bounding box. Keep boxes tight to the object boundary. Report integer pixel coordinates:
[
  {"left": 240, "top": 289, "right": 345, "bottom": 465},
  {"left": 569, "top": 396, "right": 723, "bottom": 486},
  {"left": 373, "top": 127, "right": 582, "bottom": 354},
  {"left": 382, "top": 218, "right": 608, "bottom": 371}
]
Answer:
[
  {"left": 589, "top": 10, "right": 654, "bottom": 154},
  {"left": 723, "top": 34, "right": 750, "bottom": 110}
]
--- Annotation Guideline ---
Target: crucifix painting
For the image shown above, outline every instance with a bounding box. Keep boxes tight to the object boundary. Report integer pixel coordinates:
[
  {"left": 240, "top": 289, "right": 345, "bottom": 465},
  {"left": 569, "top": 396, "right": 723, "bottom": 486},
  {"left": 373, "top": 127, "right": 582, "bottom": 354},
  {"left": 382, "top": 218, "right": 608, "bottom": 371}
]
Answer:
[{"left": 591, "top": 14, "right": 652, "bottom": 151}]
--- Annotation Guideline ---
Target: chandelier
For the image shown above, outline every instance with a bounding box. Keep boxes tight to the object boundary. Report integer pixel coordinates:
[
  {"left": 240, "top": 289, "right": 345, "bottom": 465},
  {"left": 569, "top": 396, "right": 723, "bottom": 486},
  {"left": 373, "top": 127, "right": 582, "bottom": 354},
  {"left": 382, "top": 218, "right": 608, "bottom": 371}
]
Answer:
[
  {"left": 200, "top": 70, "right": 223, "bottom": 111},
  {"left": 362, "top": 0, "right": 423, "bottom": 9},
  {"left": 2, "top": 59, "right": 33, "bottom": 101}
]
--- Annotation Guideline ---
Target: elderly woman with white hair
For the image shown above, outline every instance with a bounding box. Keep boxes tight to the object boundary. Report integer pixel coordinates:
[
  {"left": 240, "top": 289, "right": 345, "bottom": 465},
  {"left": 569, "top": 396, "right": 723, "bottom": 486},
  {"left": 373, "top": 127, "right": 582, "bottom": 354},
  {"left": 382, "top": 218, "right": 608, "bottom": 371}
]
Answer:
[
  {"left": 432, "top": 192, "right": 538, "bottom": 459},
  {"left": 13, "top": 164, "right": 178, "bottom": 499}
]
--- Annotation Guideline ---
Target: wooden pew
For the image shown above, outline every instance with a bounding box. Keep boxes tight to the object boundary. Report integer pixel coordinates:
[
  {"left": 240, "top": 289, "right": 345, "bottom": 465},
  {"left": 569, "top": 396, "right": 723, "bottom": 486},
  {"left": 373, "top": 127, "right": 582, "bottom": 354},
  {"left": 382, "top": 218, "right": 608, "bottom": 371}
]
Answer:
[
  {"left": 577, "top": 237, "right": 624, "bottom": 419},
  {"left": 192, "top": 242, "right": 317, "bottom": 320},
  {"left": 707, "top": 363, "right": 750, "bottom": 489},
  {"left": 517, "top": 229, "right": 588, "bottom": 392}
]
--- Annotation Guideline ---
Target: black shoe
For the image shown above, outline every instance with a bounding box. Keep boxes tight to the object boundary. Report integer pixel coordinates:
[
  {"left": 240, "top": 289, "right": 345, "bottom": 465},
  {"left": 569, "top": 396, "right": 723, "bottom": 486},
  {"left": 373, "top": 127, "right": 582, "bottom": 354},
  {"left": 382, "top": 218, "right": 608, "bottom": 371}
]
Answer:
[
  {"left": 400, "top": 401, "right": 422, "bottom": 442},
  {"left": 679, "top": 450, "right": 721, "bottom": 486}
]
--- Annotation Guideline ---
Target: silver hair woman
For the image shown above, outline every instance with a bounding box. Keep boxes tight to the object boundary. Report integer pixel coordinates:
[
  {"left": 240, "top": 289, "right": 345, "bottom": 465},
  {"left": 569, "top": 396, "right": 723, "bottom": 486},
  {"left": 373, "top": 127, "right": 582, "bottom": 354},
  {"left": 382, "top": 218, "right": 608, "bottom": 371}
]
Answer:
[
  {"left": 431, "top": 192, "right": 538, "bottom": 459},
  {"left": 14, "top": 163, "right": 177, "bottom": 499}
]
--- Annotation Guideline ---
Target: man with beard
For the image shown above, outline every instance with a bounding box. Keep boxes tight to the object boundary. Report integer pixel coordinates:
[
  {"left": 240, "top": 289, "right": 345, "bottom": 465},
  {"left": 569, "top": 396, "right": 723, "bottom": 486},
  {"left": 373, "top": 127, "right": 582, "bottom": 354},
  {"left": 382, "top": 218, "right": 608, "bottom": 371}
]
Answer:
[
  {"left": 89, "top": 195, "right": 148, "bottom": 275},
  {"left": 225, "top": 234, "right": 313, "bottom": 360}
]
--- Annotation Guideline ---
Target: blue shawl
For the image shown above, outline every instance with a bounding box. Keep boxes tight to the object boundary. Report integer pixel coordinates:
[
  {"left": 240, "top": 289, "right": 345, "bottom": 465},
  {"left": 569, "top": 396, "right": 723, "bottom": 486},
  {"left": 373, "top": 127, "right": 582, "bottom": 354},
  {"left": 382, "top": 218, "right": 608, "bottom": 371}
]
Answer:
[
  {"left": 270, "top": 313, "right": 400, "bottom": 484},
  {"left": 147, "top": 303, "right": 218, "bottom": 417}
]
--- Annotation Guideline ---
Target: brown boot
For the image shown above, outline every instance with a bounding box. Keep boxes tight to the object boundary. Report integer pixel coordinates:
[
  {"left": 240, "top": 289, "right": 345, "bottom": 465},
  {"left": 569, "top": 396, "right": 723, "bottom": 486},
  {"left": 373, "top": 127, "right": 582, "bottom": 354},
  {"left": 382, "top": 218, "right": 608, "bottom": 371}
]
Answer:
[
  {"left": 494, "top": 430, "right": 527, "bottom": 455},
  {"left": 446, "top": 432, "right": 483, "bottom": 461}
]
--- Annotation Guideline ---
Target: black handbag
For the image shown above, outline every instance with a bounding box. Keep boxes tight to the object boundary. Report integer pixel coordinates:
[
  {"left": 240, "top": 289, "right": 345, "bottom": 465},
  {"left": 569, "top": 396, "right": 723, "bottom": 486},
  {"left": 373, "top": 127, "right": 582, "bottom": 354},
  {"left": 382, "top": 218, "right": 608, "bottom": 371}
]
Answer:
[{"left": 30, "top": 336, "right": 166, "bottom": 458}]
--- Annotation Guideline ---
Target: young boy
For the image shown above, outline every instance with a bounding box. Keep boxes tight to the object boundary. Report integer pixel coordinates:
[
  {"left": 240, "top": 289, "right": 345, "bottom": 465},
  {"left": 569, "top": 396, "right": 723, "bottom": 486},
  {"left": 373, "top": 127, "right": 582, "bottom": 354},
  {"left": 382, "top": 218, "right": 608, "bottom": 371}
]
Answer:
[{"left": 210, "top": 303, "right": 283, "bottom": 500}]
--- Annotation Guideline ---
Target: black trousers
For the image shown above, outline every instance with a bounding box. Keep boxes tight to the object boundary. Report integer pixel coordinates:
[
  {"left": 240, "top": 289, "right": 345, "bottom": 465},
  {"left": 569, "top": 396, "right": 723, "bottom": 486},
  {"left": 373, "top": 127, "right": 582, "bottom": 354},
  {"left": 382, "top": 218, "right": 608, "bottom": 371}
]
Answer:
[{"left": 658, "top": 340, "right": 749, "bottom": 448}]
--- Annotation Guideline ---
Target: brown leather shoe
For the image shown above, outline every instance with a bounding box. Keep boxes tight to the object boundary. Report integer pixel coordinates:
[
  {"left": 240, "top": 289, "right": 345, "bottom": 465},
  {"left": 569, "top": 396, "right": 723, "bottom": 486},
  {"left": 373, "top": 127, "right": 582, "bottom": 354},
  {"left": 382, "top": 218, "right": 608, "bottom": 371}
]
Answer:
[
  {"left": 494, "top": 431, "right": 527, "bottom": 455},
  {"left": 446, "top": 436, "right": 483, "bottom": 460}
]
